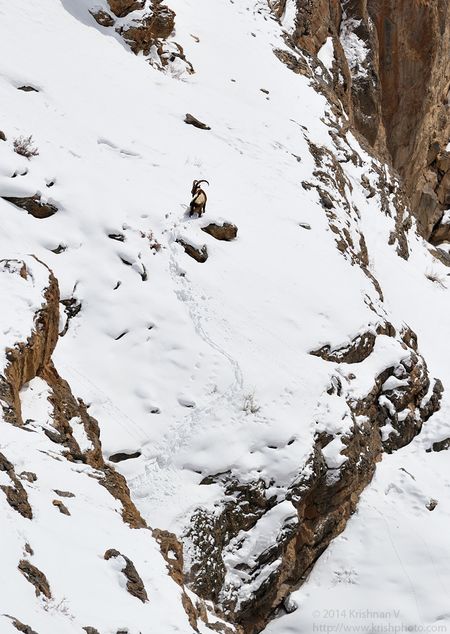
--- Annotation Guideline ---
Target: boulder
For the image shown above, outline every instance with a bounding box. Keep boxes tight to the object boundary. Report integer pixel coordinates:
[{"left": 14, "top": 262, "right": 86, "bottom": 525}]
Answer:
[
  {"left": 176, "top": 239, "right": 208, "bottom": 263},
  {"left": 3, "top": 195, "right": 58, "bottom": 219},
  {"left": 121, "top": 5, "right": 175, "bottom": 55},
  {"left": 184, "top": 113, "right": 211, "bottom": 130},
  {"left": 201, "top": 222, "right": 237, "bottom": 241}
]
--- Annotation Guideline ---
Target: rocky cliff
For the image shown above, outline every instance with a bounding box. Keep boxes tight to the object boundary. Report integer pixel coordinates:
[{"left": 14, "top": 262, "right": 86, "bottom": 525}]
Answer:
[
  {"left": 0, "top": 1, "right": 450, "bottom": 633},
  {"left": 273, "top": 0, "right": 450, "bottom": 241}
]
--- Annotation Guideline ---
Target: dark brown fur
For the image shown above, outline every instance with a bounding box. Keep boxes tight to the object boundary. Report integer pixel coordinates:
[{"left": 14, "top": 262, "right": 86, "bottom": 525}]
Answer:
[{"left": 189, "top": 179, "right": 209, "bottom": 217}]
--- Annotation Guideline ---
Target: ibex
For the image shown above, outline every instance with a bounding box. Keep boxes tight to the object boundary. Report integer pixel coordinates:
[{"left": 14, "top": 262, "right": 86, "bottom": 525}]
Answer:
[{"left": 189, "top": 179, "right": 209, "bottom": 217}]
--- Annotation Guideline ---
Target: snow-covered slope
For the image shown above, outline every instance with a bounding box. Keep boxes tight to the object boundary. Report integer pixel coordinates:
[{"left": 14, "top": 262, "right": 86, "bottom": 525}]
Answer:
[{"left": 0, "top": 1, "right": 449, "bottom": 632}]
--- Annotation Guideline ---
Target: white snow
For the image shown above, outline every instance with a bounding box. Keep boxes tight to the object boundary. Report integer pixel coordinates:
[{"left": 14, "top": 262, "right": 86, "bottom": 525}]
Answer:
[
  {"left": 317, "top": 37, "right": 335, "bottom": 73},
  {"left": 281, "top": 0, "right": 297, "bottom": 33},
  {"left": 0, "top": 0, "right": 449, "bottom": 632},
  {"left": 69, "top": 416, "right": 93, "bottom": 453},
  {"left": 340, "top": 17, "right": 370, "bottom": 80},
  {"left": 0, "top": 258, "right": 50, "bottom": 372}
]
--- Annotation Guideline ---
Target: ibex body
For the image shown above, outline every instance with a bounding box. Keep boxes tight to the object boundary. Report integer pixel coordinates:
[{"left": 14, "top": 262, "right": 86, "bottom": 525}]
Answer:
[{"left": 190, "top": 179, "right": 209, "bottom": 217}]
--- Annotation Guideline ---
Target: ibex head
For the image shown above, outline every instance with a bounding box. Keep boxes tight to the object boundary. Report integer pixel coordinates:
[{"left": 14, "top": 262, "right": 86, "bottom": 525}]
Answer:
[{"left": 191, "top": 179, "right": 209, "bottom": 196}]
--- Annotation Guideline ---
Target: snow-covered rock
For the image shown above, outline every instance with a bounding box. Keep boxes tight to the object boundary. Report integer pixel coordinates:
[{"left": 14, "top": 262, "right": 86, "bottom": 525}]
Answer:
[{"left": 0, "top": 1, "right": 449, "bottom": 633}]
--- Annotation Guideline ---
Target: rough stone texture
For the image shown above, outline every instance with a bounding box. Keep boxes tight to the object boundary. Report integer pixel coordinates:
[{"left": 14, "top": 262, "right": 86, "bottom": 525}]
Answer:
[
  {"left": 369, "top": 0, "right": 450, "bottom": 238},
  {"left": 202, "top": 223, "right": 238, "bottom": 241},
  {"left": 39, "top": 361, "right": 147, "bottom": 529},
  {"left": 52, "top": 499, "right": 71, "bottom": 515},
  {"left": 426, "top": 437, "right": 450, "bottom": 452},
  {"left": 0, "top": 259, "right": 59, "bottom": 428},
  {"left": 90, "top": 9, "right": 115, "bottom": 26},
  {"left": 185, "top": 113, "right": 211, "bottom": 130},
  {"left": 54, "top": 489, "right": 75, "bottom": 498},
  {"left": 0, "top": 452, "right": 33, "bottom": 519},
  {"left": 120, "top": 4, "right": 175, "bottom": 55},
  {"left": 311, "top": 330, "right": 376, "bottom": 364},
  {"left": 104, "top": 549, "right": 148, "bottom": 603},
  {"left": 273, "top": 0, "right": 450, "bottom": 240},
  {"left": 0, "top": 258, "right": 203, "bottom": 629},
  {"left": 153, "top": 529, "right": 200, "bottom": 631},
  {"left": 185, "top": 330, "right": 442, "bottom": 633},
  {"left": 0, "top": 258, "right": 146, "bottom": 529},
  {"left": 18, "top": 560, "right": 52, "bottom": 599},
  {"left": 430, "top": 217, "right": 450, "bottom": 246},
  {"left": 2, "top": 195, "right": 58, "bottom": 219},
  {"left": 107, "top": 0, "right": 144, "bottom": 18},
  {"left": 176, "top": 239, "right": 208, "bottom": 263},
  {"left": 5, "top": 616, "right": 38, "bottom": 634}
]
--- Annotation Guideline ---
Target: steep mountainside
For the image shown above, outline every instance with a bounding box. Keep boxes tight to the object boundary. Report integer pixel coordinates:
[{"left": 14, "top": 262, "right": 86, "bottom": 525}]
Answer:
[
  {"left": 0, "top": 1, "right": 449, "bottom": 633},
  {"left": 273, "top": 0, "right": 450, "bottom": 240}
]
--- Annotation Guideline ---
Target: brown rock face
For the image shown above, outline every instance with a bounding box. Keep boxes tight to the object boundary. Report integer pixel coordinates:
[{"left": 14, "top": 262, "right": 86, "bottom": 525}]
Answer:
[
  {"left": 18, "top": 560, "right": 52, "bottom": 599},
  {"left": 0, "top": 258, "right": 146, "bottom": 529},
  {"left": 120, "top": 4, "right": 175, "bottom": 55},
  {"left": 369, "top": 0, "right": 450, "bottom": 237},
  {"left": 6, "top": 616, "right": 38, "bottom": 634},
  {"left": 278, "top": 0, "right": 450, "bottom": 239},
  {"left": 186, "top": 329, "right": 442, "bottom": 633},
  {"left": 0, "top": 452, "right": 33, "bottom": 519},
  {"left": 107, "top": 0, "right": 144, "bottom": 18},
  {"left": 293, "top": 0, "right": 342, "bottom": 55},
  {"left": 0, "top": 259, "right": 59, "bottom": 428},
  {"left": 153, "top": 529, "right": 200, "bottom": 631}
]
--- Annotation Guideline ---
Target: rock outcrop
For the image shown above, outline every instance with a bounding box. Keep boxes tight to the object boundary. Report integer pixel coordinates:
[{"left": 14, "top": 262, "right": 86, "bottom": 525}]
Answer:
[
  {"left": 185, "top": 327, "right": 442, "bottom": 633},
  {"left": 0, "top": 451, "right": 33, "bottom": 519},
  {"left": 90, "top": 0, "right": 193, "bottom": 75},
  {"left": 120, "top": 4, "right": 175, "bottom": 55},
  {"left": 0, "top": 256, "right": 201, "bottom": 632},
  {"left": 18, "top": 560, "right": 52, "bottom": 599},
  {"left": 273, "top": 0, "right": 450, "bottom": 240},
  {"left": 104, "top": 549, "right": 149, "bottom": 602}
]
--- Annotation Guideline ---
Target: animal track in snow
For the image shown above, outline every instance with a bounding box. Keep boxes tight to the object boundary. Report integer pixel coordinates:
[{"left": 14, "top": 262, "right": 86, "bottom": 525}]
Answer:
[{"left": 97, "top": 137, "right": 141, "bottom": 158}]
